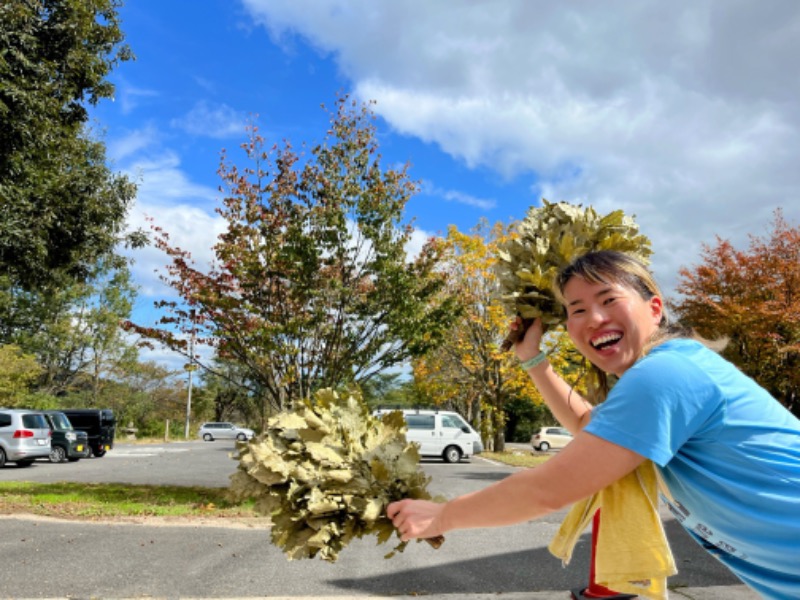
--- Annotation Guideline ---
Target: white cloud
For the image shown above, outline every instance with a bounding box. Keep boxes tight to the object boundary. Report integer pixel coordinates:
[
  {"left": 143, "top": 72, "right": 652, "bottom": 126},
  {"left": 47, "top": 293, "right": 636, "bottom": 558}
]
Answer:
[
  {"left": 111, "top": 132, "right": 226, "bottom": 301},
  {"left": 405, "top": 226, "right": 434, "bottom": 261},
  {"left": 422, "top": 181, "right": 496, "bottom": 211},
  {"left": 115, "top": 78, "right": 160, "bottom": 115},
  {"left": 242, "top": 0, "right": 800, "bottom": 295},
  {"left": 125, "top": 200, "right": 227, "bottom": 299},
  {"left": 170, "top": 100, "right": 248, "bottom": 139},
  {"left": 107, "top": 125, "right": 160, "bottom": 163}
]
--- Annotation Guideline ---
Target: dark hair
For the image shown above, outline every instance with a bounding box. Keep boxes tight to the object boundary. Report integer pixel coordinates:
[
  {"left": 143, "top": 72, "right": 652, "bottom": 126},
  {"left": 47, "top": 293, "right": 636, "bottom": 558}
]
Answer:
[{"left": 554, "top": 250, "right": 719, "bottom": 402}]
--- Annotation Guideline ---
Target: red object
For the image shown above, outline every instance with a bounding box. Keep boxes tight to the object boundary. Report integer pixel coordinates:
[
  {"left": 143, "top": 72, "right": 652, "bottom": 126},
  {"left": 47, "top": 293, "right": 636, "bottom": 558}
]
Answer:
[
  {"left": 571, "top": 509, "right": 637, "bottom": 600},
  {"left": 13, "top": 429, "right": 34, "bottom": 438}
]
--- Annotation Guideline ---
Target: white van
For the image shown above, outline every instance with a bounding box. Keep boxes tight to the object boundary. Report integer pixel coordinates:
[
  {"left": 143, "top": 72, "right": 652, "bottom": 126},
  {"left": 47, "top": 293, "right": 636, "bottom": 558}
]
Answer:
[{"left": 373, "top": 408, "right": 483, "bottom": 463}]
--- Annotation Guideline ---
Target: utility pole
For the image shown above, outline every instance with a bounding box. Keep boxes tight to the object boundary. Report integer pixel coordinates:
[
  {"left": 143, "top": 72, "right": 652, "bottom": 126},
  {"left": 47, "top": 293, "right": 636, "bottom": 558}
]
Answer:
[{"left": 184, "top": 309, "right": 196, "bottom": 439}]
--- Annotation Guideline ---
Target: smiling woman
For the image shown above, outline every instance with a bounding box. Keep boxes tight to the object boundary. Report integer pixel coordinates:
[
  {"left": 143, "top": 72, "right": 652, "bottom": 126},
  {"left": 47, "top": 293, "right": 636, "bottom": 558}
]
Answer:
[{"left": 388, "top": 250, "right": 800, "bottom": 600}]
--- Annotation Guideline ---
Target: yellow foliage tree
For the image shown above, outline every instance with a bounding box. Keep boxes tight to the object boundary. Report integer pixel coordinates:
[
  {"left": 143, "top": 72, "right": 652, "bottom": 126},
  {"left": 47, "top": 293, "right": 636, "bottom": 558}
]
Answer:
[{"left": 412, "top": 221, "right": 582, "bottom": 450}]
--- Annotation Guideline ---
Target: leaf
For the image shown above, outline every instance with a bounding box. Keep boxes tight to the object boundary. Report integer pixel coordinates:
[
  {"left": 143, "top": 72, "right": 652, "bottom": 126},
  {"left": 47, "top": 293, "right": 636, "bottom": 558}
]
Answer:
[
  {"left": 229, "top": 388, "right": 437, "bottom": 563},
  {"left": 495, "top": 200, "right": 652, "bottom": 343}
]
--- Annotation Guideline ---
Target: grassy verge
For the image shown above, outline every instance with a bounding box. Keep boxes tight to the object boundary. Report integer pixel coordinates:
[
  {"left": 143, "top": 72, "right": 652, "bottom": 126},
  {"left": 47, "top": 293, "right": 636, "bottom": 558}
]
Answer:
[
  {"left": 0, "top": 481, "right": 257, "bottom": 521},
  {"left": 481, "top": 450, "right": 551, "bottom": 468},
  {"left": 0, "top": 450, "right": 546, "bottom": 522}
]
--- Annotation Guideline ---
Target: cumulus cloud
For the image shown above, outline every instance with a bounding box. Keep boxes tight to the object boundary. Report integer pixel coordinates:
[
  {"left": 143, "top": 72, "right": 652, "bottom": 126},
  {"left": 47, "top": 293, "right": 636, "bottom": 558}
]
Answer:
[
  {"left": 170, "top": 100, "right": 248, "bottom": 139},
  {"left": 110, "top": 131, "right": 225, "bottom": 301},
  {"left": 241, "top": 0, "right": 800, "bottom": 294}
]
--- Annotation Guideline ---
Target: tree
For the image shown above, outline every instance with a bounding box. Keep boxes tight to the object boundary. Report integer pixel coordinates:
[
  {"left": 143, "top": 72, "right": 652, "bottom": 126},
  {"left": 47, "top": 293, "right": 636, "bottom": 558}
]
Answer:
[
  {"left": 412, "top": 221, "right": 588, "bottom": 449},
  {"left": 0, "top": 344, "right": 41, "bottom": 406},
  {"left": 412, "top": 222, "right": 540, "bottom": 450},
  {"left": 98, "top": 360, "right": 186, "bottom": 438},
  {"left": 128, "top": 96, "right": 460, "bottom": 415},
  {"left": 0, "top": 0, "right": 140, "bottom": 291},
  {"left": 674, "top": 209, "right": 800, "bottom": 416},
  {"left": 1, "top": 259, "right": 140, "bottom": 398},
  {"left": 198, "top": 359, "right": 264, "bottom": 428}
]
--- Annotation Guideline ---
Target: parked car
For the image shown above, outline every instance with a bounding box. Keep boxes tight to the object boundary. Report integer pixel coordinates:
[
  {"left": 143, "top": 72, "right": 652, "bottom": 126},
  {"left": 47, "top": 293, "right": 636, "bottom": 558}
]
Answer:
[
  {"left": 40, "top": 411, "right": 90, "bottom": 463},
  {"left": 59, "top": 409, "right": 116, "bottom": 457},
  {"left": 530, "top": 426, "right": 573, "bottom": 452},
  {"left": 372, "top": 408, "right": 484, "bottom": 463},
  {"left": 198, "top": 422, "right": 255, "bottom": 442},
  {"left": 0, "top": 409, "right": 51, "bottom": 468}
]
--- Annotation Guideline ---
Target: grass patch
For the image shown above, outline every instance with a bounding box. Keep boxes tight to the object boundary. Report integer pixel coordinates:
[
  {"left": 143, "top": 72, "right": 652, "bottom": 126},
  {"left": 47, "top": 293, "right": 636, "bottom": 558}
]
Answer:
[
  {"left": 0, "top": 452, "right": 548, "bottom": 522},
  {"left": 0, "top": 481, "right": 257, "bottom": 521},
  {"left": 481, "top": 450, "right": 552, "bottom": 468}
]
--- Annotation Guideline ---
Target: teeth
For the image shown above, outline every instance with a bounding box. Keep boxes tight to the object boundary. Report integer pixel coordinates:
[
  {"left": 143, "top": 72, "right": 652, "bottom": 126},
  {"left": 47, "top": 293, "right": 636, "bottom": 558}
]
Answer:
[{"left": 591, "top": 333, "right": 622, "bottom": 348}]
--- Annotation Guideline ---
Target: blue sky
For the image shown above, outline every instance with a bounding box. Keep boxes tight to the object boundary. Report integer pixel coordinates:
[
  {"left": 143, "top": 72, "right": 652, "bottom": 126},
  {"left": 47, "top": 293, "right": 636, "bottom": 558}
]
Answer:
[{"left": 93, "top": 0, "right": 800, "bottom": 370}]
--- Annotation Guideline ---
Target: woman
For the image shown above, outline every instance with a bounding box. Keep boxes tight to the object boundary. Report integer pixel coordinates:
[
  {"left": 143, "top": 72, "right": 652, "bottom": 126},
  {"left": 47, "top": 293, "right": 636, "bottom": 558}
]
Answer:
[{"left": 388, "top": 250, "right": 800, "bottom": 599}]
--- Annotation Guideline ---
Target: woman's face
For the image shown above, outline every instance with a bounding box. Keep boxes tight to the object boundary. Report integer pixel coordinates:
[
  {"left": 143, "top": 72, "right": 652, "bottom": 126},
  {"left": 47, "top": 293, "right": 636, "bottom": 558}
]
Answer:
[{"left": 563, "top": 275, "right": 663, "bottom": 377}]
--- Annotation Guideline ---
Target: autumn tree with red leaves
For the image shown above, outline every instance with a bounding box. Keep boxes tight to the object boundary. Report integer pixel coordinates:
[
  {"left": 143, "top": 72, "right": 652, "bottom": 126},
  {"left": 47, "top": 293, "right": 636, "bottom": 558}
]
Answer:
[
  {"left": 673, "top": 209, "right": 800, "bottom": 416},
  {"left": 127, "top": 97, "right": 460, "bottom": 415}
]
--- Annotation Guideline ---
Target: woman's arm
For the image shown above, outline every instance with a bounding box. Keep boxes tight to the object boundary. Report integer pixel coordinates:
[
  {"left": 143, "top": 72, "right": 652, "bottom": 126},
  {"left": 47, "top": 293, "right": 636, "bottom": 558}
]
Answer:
[
  {"left": 514, "top": 319, "right": 592, "bottom": 433},
  {"left": 387, "top": 432, "right": 645, "bottom": 541}
]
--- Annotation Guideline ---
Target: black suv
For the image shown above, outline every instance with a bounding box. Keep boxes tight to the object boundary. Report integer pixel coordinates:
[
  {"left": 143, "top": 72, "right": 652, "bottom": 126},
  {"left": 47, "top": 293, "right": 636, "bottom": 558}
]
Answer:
[
  {"left": 59, "top": 409, "right": 116, "bottom": 457},
  {"left": 41, "top": 411, "right": 90, "bottom": 463}
]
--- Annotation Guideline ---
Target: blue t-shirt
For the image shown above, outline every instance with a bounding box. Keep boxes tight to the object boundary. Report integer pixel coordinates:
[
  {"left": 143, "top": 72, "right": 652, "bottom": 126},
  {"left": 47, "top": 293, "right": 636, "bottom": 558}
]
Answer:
[{"left": 584, "top": 339, "right": 800, "bottom": 600}]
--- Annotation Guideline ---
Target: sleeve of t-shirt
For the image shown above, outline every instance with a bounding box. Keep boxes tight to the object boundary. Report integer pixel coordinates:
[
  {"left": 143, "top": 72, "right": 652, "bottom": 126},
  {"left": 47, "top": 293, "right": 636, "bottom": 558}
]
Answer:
[{"left": 583, "top": 346, "right": 721, "bottom": 466}]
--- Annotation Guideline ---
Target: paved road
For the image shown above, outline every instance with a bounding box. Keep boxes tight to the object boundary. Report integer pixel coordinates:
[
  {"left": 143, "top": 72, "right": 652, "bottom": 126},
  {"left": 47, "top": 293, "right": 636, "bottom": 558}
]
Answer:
[{"left": 0, "top": 442, "right": 754, "bottom": 599}]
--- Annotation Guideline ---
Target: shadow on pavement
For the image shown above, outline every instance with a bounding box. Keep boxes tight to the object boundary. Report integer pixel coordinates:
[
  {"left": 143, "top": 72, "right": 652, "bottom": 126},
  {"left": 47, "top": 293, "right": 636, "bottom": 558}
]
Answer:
[{"left": 327, "top": 520, "right": 742, "bottom": 596}]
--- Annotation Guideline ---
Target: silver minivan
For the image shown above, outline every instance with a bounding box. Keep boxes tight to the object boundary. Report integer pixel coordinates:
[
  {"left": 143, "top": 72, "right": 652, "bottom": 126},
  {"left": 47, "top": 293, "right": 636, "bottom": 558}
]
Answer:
[{"left": 0, "top": 409, "right": 51, "bottom": 467}]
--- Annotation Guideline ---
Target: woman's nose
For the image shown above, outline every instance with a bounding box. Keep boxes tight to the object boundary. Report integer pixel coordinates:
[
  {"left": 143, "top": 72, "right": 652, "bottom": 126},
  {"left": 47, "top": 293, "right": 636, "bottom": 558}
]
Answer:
[{"left": 586, "top": 305, "right": 607, "bottom": 327}]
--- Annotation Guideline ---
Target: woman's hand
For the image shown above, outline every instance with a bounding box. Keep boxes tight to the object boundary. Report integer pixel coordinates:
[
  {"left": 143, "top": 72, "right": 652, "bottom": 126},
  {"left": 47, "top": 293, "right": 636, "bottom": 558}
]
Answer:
[
  {"left": 387, "top": 499, "right": 447, "bottom": 542},
  {"left": 512, "top": 316, "right": 544, "bottom": 362}
]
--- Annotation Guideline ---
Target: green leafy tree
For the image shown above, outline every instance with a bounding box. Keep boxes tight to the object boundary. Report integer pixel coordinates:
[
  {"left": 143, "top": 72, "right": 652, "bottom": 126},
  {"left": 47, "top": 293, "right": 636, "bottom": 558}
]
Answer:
[
  {"left": 197, "top": 359, "right": 264, "bottom": 428},
  {"left": 0, "top": 0, "right": 140, "bottom": 291},
  {"left": 3, "top": 259, "right": 140, "bottom": 398},
  {"left": 128, "top": 97, "right": 460, "bottom": 415},
  {"left": 101, "top": 360, "right": 186, "bottom": 438},
  {"left": 0, "top": 344, "right": 41, "bottom": 406}
]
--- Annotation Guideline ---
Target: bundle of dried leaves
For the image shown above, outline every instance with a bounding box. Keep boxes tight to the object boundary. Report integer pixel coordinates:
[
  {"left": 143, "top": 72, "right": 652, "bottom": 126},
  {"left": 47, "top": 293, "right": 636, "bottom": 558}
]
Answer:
[
  {"left": 496, "top": 200, "right": 652, "bottom": 349},
  {"left": 228, "top": 388, "right": 441, "bottom": 562}
]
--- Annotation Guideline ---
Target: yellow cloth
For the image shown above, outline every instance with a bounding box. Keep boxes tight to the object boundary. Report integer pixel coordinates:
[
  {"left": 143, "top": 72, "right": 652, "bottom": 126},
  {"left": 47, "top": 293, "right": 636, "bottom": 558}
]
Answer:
[{"left": 548, "top": 461, "right": 677, "bottom": 600}]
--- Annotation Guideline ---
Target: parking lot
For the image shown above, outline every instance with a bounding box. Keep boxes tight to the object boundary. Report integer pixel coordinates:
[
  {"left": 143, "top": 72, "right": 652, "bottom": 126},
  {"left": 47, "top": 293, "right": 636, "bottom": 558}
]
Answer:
[{"left": 0, "top": 441, "right": 749, "bottom": 598}]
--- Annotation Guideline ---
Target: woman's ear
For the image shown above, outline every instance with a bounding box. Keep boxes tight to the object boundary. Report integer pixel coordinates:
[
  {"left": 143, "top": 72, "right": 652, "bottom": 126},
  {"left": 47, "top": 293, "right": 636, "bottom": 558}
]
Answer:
[{"left": 650, "top": 296, "right": 664, "bottom": 324}]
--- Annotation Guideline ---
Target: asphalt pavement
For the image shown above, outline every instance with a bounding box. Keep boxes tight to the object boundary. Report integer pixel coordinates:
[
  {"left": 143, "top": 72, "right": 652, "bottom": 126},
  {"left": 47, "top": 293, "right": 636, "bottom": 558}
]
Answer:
[{"left": 0, "top": 441, "right": 759, "bottom": 600}]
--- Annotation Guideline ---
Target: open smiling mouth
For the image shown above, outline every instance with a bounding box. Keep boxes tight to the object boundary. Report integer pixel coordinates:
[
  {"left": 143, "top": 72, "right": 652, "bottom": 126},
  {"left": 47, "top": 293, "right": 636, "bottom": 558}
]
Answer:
[{"left": 591, "top": 333, "right": 622, "bottom": 350}]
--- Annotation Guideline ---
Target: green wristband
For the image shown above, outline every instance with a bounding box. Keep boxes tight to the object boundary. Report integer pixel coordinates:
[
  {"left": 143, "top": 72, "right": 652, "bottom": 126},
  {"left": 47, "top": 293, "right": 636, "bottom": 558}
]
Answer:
[{"left": 520, "top": 351, "right": 547, "bottom": 370}]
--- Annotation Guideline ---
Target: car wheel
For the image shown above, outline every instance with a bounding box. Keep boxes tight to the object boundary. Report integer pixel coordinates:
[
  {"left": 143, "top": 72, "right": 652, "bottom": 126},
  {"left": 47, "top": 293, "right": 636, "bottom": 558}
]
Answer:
[
  {"left": 236, "top": 433, "right": 247, "bottom": 441},
  {"left": 50, "top": 446, "right": 67, "bottom": 463},
  {"left": 16, "top": 460, "right": 34, "bottom": 467},
  {"left": 203, "top": 433, "right": 214, "bottom": 442},
  {"left": 93, "top": 447, "right": 106, "bottom": 457},
  {"left": 443, "top": 445, "right": 462, "bottom": 463},
  {"left": 539, "top": 441, "right": 550, "bottom": 452},
  {"left": 0, "top": 448, "right": 6, "bottom": 468}
]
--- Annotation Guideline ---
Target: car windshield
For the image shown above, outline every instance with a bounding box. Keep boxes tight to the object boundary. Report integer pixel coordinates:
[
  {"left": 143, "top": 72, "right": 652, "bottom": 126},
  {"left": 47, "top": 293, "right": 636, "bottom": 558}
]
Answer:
[
  {"left": 442, "top": 415, "right": 467, "bottom": 429},
  {"left": 49, "top": 413, "right": 73, "bottom": 430}
]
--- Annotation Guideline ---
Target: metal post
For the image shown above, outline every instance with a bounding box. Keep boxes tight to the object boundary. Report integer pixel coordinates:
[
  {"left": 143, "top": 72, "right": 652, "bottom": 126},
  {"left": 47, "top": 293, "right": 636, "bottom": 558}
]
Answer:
[{"left": 184, "top": 310, "right": 196, "bottom": 439}]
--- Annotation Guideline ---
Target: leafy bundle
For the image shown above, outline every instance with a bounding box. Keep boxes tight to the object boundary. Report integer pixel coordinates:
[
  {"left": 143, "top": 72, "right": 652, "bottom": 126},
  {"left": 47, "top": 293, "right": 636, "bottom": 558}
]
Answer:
[
  {"left": 496, "top": 200, "right": 652, "bottom": 348},
  {"left": 229, "top": 389, "right": 439, "bottom": 562}
]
